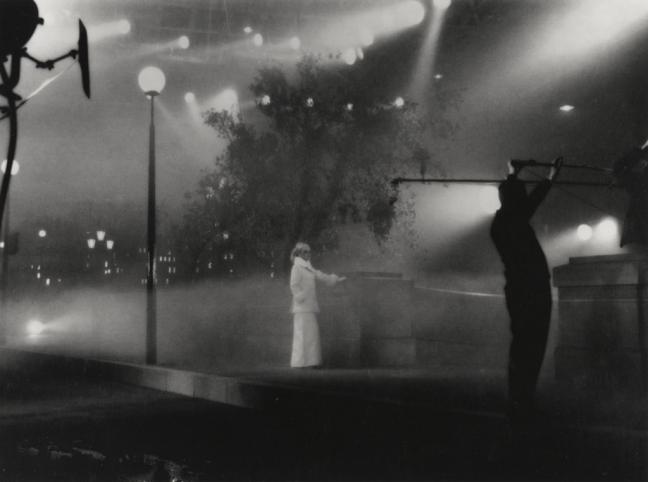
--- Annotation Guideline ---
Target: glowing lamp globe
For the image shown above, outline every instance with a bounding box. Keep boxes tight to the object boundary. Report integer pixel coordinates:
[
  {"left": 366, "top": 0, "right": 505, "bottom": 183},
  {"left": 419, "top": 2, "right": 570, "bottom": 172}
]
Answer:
[
  {"left": 117, "top": 19, "right": 131, "bottom": 34},
  {"left": 178, "top": 35, "right": 190, "bottom": 49},
  {"left": 400, "top": 1, "right": 426, "bottom": 25},
  {"left": 252, "top": 33, "right": 263, "bottom": 47},
  {"left": 394, "top": 96, "right": 405, "bottom": 108},
  {"left": 342, "top": 48, "right": 357, "bottom": 65},
  {"left": 596, "top": 218, "right": 618, "bottom": 242},
  {"left": 576, "top": 224, "right": 593, "bottom": 241},
  {"left": 184, "top": 92, "right": 196, "bottom": 103},
  {"left": 289, "top": 36, "right": 301, "bottom": 50},
  {"left": 1, "top": 159, "right": 19, "bottom": 175},
  {"left": 138, "top": 66, "right": 166, "bottom": 96},
  {"left": 38, "top": 229, "right": 46, "bottom": 238}
]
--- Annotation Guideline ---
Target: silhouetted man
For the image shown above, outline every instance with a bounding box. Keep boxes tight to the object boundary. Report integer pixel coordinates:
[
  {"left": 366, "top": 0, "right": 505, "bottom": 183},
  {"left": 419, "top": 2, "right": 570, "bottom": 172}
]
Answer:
[{"left": 490, "top": 158, "right": 562, "bottom": 423}]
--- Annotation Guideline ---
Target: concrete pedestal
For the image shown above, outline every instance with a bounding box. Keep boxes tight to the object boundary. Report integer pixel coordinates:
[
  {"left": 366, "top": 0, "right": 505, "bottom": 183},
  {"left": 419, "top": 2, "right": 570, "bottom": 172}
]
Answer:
[{"left": 553, "top": 254, "right": 648, "bottom": 392}]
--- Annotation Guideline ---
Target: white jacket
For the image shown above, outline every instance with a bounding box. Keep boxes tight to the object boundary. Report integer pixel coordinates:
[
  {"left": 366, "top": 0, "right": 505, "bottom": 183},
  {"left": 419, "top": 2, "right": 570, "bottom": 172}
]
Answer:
[{"left": 290, "top": 257, "right": 341, "bottom": 313}]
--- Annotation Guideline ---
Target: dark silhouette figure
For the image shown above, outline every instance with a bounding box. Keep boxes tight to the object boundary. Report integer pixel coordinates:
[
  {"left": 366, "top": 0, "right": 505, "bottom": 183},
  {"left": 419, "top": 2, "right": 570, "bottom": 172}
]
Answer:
[{"left": 490, "top": 158, "right": 562, "bottom": 422}]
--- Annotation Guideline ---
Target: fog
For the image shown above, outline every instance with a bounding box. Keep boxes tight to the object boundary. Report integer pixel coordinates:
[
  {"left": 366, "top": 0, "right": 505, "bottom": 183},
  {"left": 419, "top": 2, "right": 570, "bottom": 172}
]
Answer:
[{"left": 2, "top": 0, "right": 647, "bottom": 377}]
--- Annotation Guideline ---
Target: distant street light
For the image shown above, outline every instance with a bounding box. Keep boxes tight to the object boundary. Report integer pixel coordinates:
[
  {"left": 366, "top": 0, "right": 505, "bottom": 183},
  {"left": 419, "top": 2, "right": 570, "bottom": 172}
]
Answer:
[
  {"left": 139, "top": 66, "right": 165, "bottom": 365},
  {"left": 38, "top": 229, "right": 46, "bottom": 238}
]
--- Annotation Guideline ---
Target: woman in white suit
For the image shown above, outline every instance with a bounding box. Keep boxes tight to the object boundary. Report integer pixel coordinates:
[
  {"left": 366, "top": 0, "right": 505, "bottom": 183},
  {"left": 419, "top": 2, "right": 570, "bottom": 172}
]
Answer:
[{"left": 289, "top": 242, "right": 345, "bottom": 368}]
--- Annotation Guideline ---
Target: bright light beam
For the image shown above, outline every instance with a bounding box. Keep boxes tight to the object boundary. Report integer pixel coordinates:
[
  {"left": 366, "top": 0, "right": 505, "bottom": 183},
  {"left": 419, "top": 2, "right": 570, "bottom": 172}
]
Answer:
[
  {"left": 88, "top": 19, "right": 132, "bottom": 43},
  {"left": 409, "top": 1, "right": 449, "bottom": 103},
  {"left": 480, "top": 0, "right": 648, "bottom": 102}
]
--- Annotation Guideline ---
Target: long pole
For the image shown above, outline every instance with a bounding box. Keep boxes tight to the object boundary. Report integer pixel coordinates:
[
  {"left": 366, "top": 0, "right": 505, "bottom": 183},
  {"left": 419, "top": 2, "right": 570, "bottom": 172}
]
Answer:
[
  {"left": 0, "top": 91, "right": 18, "bottom": 346},
  {"left": 0, "top": 195, "right": 9, "bottom": 345},
  {"left": 146, "top": 94, "right": 157, "bottom": 364},
  {"left": 391, "top": 178, "right": 616, "bottom": 187}
]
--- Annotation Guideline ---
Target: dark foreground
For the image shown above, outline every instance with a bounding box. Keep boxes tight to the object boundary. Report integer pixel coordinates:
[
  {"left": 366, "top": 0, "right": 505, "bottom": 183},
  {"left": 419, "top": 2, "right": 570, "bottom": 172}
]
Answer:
[{"left": 0, "top": 365, "right": 645, "bottom": 481}]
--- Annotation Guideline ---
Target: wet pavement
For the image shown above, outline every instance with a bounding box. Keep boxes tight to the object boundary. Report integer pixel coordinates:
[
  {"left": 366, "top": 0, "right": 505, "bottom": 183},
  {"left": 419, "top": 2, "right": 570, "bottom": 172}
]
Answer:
[{"left": 0, "top": 358, "right": 646, "bottom": 481}]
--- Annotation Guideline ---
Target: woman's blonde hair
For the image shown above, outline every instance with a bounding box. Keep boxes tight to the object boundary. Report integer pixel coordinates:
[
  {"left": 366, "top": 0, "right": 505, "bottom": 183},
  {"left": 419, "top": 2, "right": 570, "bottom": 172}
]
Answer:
[{"left": 290, "top": 242, "right": 311, "bottom": 263}]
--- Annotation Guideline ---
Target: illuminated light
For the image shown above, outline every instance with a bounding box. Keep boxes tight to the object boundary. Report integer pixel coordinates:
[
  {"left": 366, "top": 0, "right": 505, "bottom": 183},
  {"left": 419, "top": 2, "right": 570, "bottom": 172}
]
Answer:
[
  {"left": 36, "top": 273, "right": 41, "bottom": 279},
  {"left": 289, "top": 36, "right": 301, "bottom": 50},
  {"left": 96, "top": 230, "right": 106, "bottom": 241},
  {"left": 434, "top": 73, "right": 443, "bottom": 80},
  {"left": 221, "top": 88, "right": 238, "bottom": 111},
  {"left": 356, "top": 47, "right": 364, "bottom": 60},
  {"left": 559, "top": 104, "right": 575, "bottom": 112},
  {"left": 396, "top": 1, "right": 426, "bottom": 25},
  {"left": 342, "top": 48, "right": 357, "bottom": 65},
  {"left": 306, "top": 97, "right": 315, "bottom": 108},
  {"left": 1, "top": 159, "right": 19, "bottom": 175},
  {"left": 393, "top": 96, "right": 405, "bottom": 108},
  {"left": 478, "top": 186, "right": 501, "bottom": 215},
  {"left": 0, "top": 242, "right": 4, "bottom": 249},
  {"left": 345, "top": 103, "right": 354, "bottom": 111},
  {"left": 185, "top": 92, "right": 196, "bottom": 103},
  {"left": 433, "top": 0, "right": 452, "bottom": 10},
  {"left": 26, "top": 320, "right": 45, "bottom": 337},
  {"left": 38, "top": 229, "right": 47, "bottom": 238},
  {"left": 107, "top": 240, "right": 114, "bottom": 250},
  {"left": 177, "top": 35, "right": 190, "bottom": 49},
  {"left": 209, "top": 88, "right": 239, "bottom": 114},
  {"left": 576, "top": 224, "right": 593, "bottom": 241},
  {"left": 260, "top": 94, "right": 271, "bottom": 106},
  {"left": 243, "top": 26, "right": 253, "bottom": 34},
  {"left": 117, "top": 19, "right": 131, "bottom": 34},
  {"left": 45, "top": 278, "right": 51, "bottom": 286},
  {"left": 138, "top": 66, "right": 166, "bottom": 95},
  {"left": 86, "top": 19, "right": 134, "bottom": 43},
  {"left": 252, "top": 33, "right": 264, "bottom": 47},
  {"left": 87, "top": 239, "right": 96, "bottom": 249},
  {"left": 595, "top": 218, "right": 619, "bottom": 242},
  {"left": 359, "top": 29, "right": 374, "bottom": 47},
  {"left": 223, "top": 232, "right": 230, "bottom": 240}
]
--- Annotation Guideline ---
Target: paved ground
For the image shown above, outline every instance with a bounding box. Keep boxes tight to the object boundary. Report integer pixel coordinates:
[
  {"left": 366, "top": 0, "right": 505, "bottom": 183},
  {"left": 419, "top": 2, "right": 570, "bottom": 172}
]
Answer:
[{"left": 0, "top": 360, "right": 646, "bottom": 481}]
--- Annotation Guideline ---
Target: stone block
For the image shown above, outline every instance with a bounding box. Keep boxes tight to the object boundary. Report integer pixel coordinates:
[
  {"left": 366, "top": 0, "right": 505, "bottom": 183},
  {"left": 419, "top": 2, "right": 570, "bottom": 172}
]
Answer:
[
  {"left": 167, "top": 369, "right": 195, "bottom": 396},
  {"left": 553, "top": 254, "right": 648, "bottom": 390},
  {"left": 194, "top": 375, "right": 228, "bottom": 403}
]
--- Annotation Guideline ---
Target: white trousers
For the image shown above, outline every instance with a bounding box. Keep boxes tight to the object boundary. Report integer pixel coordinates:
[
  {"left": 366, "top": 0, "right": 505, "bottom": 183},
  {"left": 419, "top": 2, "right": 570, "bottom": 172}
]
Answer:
[{"left": 290, "top": 312, "right": 322, "bottom": 368}]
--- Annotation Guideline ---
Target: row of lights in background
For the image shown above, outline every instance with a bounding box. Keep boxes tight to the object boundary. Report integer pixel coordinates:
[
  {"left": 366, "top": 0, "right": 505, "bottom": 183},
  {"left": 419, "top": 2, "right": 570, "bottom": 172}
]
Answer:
[
  {"left": 477, "top": 185, "right": 619, "bottom": 243},
  {"left": 575, "top": 218, "right": 618, "bottom": 243}
]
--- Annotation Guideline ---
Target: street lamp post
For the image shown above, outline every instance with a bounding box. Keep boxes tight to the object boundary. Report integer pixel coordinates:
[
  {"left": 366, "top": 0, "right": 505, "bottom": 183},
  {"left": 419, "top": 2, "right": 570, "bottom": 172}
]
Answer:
[
  {"left": 0, "top": 160, "right": 18, "bottom": 344},
  {"left": 138, "top": 66, "right": 165, "bottom": 365}
]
